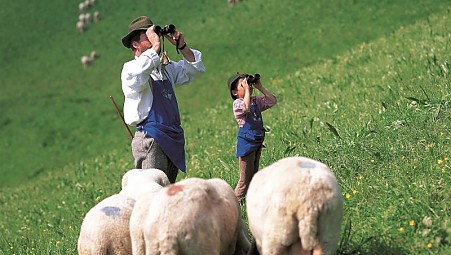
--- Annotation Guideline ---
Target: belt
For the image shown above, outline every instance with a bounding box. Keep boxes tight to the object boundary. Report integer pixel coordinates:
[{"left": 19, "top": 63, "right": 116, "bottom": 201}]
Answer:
[{"left": 137, "top": 118, "right": 147, "bottom": 126}]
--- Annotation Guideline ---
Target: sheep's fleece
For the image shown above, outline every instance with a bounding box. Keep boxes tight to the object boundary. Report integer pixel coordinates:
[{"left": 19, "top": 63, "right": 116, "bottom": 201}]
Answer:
[
  {"left": 78, "top": 168, "right": 169, "bottom": 255},
  {"left": 138, "top": 177, "right": 251, "bottom": 255},
  {"left": 77, "top": 193, "right": 135, "bottom": 255},
  {"left": 246, "top": 157, "right": 343, "bottom": 255}
]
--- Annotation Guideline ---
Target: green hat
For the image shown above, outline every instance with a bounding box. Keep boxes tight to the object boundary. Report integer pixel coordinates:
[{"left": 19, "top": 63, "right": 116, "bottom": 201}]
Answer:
[
  {"left": 227, "top": 73, "right": 244, "bottom": 100},
  {"left": 122, "top": 16, "right": 153, "bottom": 48}
]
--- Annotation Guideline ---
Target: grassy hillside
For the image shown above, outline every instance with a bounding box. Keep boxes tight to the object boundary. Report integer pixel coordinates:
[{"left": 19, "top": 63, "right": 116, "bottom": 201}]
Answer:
[
  {"left": 1, "top": 3, "right": 449, "bottom": 254},
  {"left": 1, "top": 0, "right": 450, "bottom": 186}
]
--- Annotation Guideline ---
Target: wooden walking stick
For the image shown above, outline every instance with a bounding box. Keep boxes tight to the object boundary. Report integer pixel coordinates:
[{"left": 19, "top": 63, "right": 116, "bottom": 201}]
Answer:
[{"left": 109, "top": 96, "right": 134, "bottom": 140}]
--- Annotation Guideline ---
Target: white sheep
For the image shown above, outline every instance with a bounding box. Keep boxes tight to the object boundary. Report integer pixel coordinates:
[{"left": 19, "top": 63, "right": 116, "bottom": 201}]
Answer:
[
  {"left": 120, "top": 169, "right": 170, "bottom": 201},
  {"left": 76, "top": 20, "right": 85, "bottom": 33},
  {"left": 81, "top": 55, "right": 91, "bottom": 68},
  {"left": 228, "top": 0, "right": 241, "bottom": 6},
  {"left": 246, "top": 157, "right": 343, "bottom": 255},
  {"left": 137, "top": 177, "right": 251, "bottom": 255},
  {"left": 84, "top": 13, "right": 92, "bottom": 24},
  {"left": 78, "top": 2, "right": 86, "bottom": 12},
  {"left": 128, "top": 184, "right": 164, "bottom": 255},
  {"left": 121, "top": 168, "right": 170, "bottom": 190},
  {"left": 93, "top": 11, "right": 100, "bottom": 22},
  {"left": 90, "top": 51, "right": 97, "bottom": 60},
  {"left": 78, "top": 168, "right": 169, "bottom": 254},
  {"left": 77, "top": 193, "right": 135, "bottom": 255},
  {"left": 84, "top": 0, "right": 91, "bottom": 8},
  {"left": 78, "top": 13, "right": 85, "bottom": 22}
]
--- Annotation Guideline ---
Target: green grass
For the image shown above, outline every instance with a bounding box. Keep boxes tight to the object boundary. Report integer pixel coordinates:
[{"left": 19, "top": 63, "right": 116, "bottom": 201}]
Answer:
[
  {"left": 0, "top": 0, "right": 450, "bottom": 254},
  {"left": 1, "top": 0, "right": 449, "bottom": 186}
]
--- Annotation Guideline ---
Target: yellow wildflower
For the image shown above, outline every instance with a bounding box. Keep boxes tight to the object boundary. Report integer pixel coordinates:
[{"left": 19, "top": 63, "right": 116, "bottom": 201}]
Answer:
[
  {"left": 345, "top": 193, "right": 351, "bottom": 199},
  {"left": 399, "top": 227, "right": 404, "bottom": 232},
  {"left": 409, "top": 220, "right": 415, "bottom": 226},
  {"left": 437, "top": 159, "right": 443, "bottom": 164},
  {"left": 352, "top": 189, "right": 358, "bottom": 194},
  {"left": 445, "top": 157, "right": 449, "bottom": 161},
  {"left": 427, "top": 243, "right": 432, "bottom": 248}
]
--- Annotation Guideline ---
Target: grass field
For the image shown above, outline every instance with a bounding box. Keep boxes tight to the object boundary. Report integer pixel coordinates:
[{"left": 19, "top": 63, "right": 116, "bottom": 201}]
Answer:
[{"left": 0, "top": 0, "right": 450, "bottom": 254}]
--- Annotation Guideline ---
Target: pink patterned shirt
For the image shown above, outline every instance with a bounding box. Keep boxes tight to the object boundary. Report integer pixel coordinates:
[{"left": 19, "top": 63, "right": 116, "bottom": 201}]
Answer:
[{"left": 233, "top": 96, "right": 276, "bottom": 127}]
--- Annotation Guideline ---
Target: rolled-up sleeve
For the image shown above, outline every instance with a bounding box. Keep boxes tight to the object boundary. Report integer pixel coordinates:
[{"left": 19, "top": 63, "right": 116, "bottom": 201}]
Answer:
[{"left": 168, "top": 49, "right": 206, "bottom": 87}]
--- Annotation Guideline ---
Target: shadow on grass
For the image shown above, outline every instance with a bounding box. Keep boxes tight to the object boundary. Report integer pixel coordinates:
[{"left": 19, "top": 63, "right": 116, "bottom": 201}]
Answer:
[{"left": 337, "top": 220, "right": 408, "bottom": 255}]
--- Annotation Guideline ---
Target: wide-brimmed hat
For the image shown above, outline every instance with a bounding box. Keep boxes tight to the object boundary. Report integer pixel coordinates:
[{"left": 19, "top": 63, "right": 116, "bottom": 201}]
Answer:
[
  {"left": 227, "top": 73, "right": 244, "bottom": 100},
  {"left": 122, "top": 16, "right": 153, "bottom": 48}
]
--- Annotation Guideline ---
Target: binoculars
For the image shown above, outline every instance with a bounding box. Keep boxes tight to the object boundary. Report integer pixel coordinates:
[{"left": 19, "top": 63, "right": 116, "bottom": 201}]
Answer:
[{"left": 154, "top": 24, "right": 176, "bottom": 36}]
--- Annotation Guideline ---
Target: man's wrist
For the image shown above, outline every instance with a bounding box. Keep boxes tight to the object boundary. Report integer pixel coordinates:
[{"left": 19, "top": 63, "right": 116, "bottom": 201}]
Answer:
[{"left": 178, "top": 42, "right": 187, "bottom": 50}]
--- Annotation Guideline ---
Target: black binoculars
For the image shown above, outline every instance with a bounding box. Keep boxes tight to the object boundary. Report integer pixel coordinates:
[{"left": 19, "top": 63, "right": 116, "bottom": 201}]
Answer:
[
  {"left": 245, "top": 73, "right": 261, "bottom": 85},
  {"left": 154, "top": 24, "right": 176, "bottom": 36}
]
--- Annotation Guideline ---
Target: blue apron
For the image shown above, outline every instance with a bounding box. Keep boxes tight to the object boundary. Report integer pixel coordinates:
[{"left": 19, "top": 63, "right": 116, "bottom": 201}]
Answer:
[
  {"left": 137, "top": 78, "right": 186, "bottom": 172},
  {"left": 236, "top": 98, "right": 265, "bottom": 157}
]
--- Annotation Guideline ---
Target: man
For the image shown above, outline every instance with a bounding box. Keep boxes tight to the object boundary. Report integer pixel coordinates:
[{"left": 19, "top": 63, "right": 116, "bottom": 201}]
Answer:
[{"left": 121, "top": 16, "right": 205, "bottom": 183}]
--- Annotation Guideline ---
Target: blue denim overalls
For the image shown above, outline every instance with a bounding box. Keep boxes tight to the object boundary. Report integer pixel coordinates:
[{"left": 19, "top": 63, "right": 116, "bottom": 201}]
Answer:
[
  {"left": 138, "top": 78, "right": 186, "bottom": 172},
  {"left": 236, "top": 98, "right": 265, "bottom": 157}
]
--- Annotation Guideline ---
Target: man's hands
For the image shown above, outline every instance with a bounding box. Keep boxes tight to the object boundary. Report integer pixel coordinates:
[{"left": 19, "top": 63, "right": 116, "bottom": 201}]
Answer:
[
  {"left": 146, "top": 25, "right": 161, "bottom": 53},
  {"left": 163, "top": 30, "right": 185, "bottom": 48}
]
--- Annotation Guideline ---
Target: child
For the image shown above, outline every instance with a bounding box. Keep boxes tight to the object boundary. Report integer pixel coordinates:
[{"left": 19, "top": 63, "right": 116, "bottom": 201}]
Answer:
[{"left": 227, "top": 73, "right": 277, "bottom": 201}]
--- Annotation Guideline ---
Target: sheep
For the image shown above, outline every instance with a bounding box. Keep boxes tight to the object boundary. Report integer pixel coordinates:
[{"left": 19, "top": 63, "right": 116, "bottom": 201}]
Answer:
[
  {"left": 89, "top": 51, "right": 98, "bottom": 61},
  {"left": 79, "top": 2, "right": 86, "bottom": 12},
  {"left": 129, "top": 185, "right": 164, "bottom": 255},
  {"left": 120, "top": 168, "right": 170, "bottom": 201},
  {"left": 76, "top": 20, "right": 85, "bottom": 33},
  {"left": 121, "top": 168, "right": 170, "bottom": 190},
  {"left": 84, "top": 13, "right": 92, "bottom": 24},
  {"left": 228, "top": 0, "right": 241, "bottom": 6},
  {"left": 77, "top": 193, "right": 135, "bottom": 255},
  {"left": 84, "top": 0, "right": 91, "bottom": 8},
  {"left": 78, "top": 168, "right": 169, "bottom": 254},
  {"left": 137, "top": 177, "right": 251, "bottom": 255},
  {"left": 78, "top": 13, "right": 85, "bottom": 22},
  {"left": 93, "top": 11, "right": 100, "bottom": 22},
  {"left": 246, "top": 157, "right": 343, "bottom": 255},
  {"left": 81, "top": 55, "right": 91, "bottom": 68}
]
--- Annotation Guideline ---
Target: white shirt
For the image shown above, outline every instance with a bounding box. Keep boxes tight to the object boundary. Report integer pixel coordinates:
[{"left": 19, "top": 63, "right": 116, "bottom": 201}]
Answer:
[{"left": 121, "top": 48, "right": 206, "bottom": 125}]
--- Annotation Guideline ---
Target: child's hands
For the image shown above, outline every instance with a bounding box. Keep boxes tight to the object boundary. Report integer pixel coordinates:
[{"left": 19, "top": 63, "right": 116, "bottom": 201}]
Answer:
[
  {"left": 253, "top": 79, "right": 263, "bottom": 90},
  {"left": 241, "top": 78, "right": 250, "bottom": 90}
]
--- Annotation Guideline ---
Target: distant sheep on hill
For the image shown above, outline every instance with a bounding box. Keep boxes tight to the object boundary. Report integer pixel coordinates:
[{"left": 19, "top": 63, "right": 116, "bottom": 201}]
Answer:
[
  {"left": 79, "top": 2, "right": 87, "bottom": 12},
  {"left": 93, "top": 11, "right": 100, "bottom": 22},
  {"left": 90, "top": 51, "right": 98, "bottom": 60},
  {"left": 76, "top": 20, "right": 85, "bottom": 33},
  {"left": 136, "top": 177, "right": 251, "bottom": 255},
  {"left": 81, "top": 55, "right": 91, "bottom": 68},
  {"left": 246, "top": 157, "right": 343, "bottom": 255}
]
